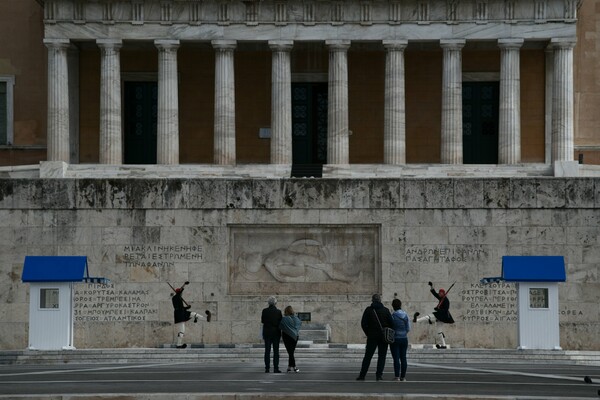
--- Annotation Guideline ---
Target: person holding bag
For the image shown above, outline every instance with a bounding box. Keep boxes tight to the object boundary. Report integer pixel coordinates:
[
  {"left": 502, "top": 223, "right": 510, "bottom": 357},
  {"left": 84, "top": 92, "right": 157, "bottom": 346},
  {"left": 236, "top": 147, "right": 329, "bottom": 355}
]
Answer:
[{"left": 356, "top": 294, "right": 394, "bottom": 381}]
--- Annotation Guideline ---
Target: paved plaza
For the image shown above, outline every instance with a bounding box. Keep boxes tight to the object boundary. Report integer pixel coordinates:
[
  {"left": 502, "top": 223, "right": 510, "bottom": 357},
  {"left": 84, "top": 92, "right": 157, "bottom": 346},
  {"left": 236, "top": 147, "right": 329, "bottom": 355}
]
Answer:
[{"left": 0, "top": 357, "right": 599, "bottom": 399}]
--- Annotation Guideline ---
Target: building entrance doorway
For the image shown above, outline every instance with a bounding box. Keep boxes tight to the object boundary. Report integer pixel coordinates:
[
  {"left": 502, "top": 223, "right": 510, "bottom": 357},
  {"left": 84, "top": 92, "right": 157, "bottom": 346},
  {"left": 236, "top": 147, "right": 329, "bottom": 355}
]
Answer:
[
  {"left": 292, "top": 82, "right": 328, "bottom": 164},
  {"left": 123, "top": 81, "right": 157, "bottom": 164},
  {"left": 462, "top": 81, "right": 499, "bottom": 164}
]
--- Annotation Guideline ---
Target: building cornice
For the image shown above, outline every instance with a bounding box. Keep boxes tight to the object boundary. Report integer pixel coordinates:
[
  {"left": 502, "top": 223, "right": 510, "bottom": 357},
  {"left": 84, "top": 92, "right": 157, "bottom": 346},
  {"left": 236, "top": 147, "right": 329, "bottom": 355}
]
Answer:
[{"left": 41, "top": 0, "right": 581, "bottom": 26}]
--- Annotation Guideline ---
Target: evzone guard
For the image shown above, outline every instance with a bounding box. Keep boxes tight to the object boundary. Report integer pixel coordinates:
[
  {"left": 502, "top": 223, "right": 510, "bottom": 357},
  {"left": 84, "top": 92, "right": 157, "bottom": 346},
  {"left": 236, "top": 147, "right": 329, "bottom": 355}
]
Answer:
[
  {"left": 169, "top": 281, "right": 212, "bottom": 349},
  {"left": 413, "top": 281, "right": 455, "bottom": 349}
]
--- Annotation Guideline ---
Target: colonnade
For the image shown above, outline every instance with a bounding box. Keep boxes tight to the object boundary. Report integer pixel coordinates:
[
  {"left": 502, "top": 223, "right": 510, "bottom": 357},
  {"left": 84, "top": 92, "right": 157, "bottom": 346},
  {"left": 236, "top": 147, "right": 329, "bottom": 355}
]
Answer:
[{"left": 43, "top": 37, "right": 576, "bottom": 166}]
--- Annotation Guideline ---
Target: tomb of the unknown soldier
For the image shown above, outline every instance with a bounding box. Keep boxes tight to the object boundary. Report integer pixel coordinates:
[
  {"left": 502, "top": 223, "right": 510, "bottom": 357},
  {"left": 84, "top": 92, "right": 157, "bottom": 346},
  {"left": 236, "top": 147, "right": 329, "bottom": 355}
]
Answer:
[
  {"left": 1, "top": 176, "right": 599, "bottom": 351},
  {"left": 1, "top": 0, "right": 600, "bottom": 354}
]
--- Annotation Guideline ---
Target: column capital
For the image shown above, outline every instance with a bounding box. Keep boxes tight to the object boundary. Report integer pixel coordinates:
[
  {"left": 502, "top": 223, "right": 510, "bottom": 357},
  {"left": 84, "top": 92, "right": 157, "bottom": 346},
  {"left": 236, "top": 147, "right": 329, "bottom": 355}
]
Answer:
[
  {"left": 96, "top": 38, "right": 123, "bottom": 49},
  {"left": 440, "top": 39, "right": 466, "bottom": 49},
  {"left": 549, "top": 38, "right": 577, "bottom": 49},
  {"left": 212, "top": 39, "right": 237, "bottom": 50},
  {"left": 498, "top": 38, "right": 524, "bottom": 49},
  {"left": 155, "top": 39, "right": 180, "bottom": 50},
  {"left": 44, "top": 38, "right": 70, "bottom": 49},
  {"left": 383, "top": 39, "right": 408, "bottom": 50},
  {"left": 268, "top": 40, "right": 294, "bottom": 51},
  {"left": 326, "top": 40, "right": 351, "bottom": 50}
]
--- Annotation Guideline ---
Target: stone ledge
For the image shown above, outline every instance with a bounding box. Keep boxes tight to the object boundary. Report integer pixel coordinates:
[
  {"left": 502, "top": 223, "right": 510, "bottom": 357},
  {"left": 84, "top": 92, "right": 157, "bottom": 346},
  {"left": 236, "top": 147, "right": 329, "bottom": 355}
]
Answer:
[{"left": 1, "top": 173, "right": 598, "bottom": 210}]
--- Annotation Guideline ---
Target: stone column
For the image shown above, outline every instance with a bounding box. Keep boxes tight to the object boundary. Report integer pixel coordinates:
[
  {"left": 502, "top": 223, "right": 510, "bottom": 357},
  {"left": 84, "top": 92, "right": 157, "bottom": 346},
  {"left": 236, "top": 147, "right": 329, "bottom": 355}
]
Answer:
[
  {"left": 155, "top": 40, "right": 180, "bottom": 165},
  {"left": 544, "top": 47, "right": 554, "bottom": 164},
  {"left": 550, "top": 38, "right": 576, "bottom": 162},
  {"left": 44, "top": 39, "right": 71, "bottom": 162},
  {"left": 67, "top": 46, "right": 80, "bottom": 164},
  {"left": 440, "top": 39, "right": 465, "bottom": 164},
  {"left": 498, "top": 38, "right": 523, "bottom": 164},
  {"left": 383, "top": 40, "right": 408, "bottom": 165},
  {"left": 212, "top": 40, "right": 237, "bottom": 165},
  {"left": 97, "top": 39, "right": 123, "bottom": 164},
  {"left": 326, "top": 40, "right": 351, "bottom": 164},
  {"left": 269, "top": 40, "right": 293, "bottom": 164}
]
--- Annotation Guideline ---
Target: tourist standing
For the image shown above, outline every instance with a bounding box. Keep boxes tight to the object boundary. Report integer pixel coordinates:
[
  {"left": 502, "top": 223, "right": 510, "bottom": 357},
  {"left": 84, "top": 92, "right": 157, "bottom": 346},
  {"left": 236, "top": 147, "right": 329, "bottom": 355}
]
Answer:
[
  {"left": 389, "top": 298, "right": 410, "bottom": 381},
  {"left": 261, "top": 296, "right": 282, "bottom": 373},
  {"left": 356, "top": 294, "right": 393, "bottom": 381},
  {"left": 279, "top": 305, "right": 302, "bottom": 373}
]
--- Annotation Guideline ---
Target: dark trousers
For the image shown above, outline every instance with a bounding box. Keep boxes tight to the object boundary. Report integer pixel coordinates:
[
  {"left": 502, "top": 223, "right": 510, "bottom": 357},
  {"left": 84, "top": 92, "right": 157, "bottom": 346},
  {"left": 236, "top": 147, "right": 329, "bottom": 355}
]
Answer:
[
  {"left": 358, "top": 337, "right": 388, "bottom": 378},
  {"left": 263, "top": 334, "right": 280, "bottom": 370},
  {"left": 282, "top": 332, "right": 298, "bottom": 367},
  {"left": 389, "top": 337, "right": 408, "bottom": 378}
]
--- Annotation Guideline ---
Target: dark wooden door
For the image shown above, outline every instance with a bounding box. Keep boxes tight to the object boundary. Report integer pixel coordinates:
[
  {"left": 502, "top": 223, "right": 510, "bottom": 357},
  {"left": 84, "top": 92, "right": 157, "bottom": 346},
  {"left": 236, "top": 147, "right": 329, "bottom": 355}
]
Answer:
[
  {"left": 124, "top": 81, "right": 157, "bottom": 164},
  {"left": 292, "top": 82, "right": 328, "bottom": 164},
  {"left": 462, "top": 81, "right": 499, "bottom": 164}
]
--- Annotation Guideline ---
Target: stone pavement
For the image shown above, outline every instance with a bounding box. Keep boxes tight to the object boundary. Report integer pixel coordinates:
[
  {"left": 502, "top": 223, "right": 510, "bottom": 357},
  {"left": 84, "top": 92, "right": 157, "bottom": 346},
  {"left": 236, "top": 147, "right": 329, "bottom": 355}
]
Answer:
[
  {"left": 0, "top": 345, "right": 599, "bottom": 400},
  {"left": 1, "top": 344, "right": 600, "bottom": 366}
]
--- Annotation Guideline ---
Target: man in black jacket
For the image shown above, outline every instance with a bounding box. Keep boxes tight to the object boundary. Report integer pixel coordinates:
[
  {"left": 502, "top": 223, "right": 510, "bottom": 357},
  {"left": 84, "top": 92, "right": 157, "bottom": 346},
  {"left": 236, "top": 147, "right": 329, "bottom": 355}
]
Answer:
[
  {"left": 261, "top": 296, "right": 283, "bottom": 373},
  {"left": 356, "top": 293, "right": 394, "bottom": 381}
]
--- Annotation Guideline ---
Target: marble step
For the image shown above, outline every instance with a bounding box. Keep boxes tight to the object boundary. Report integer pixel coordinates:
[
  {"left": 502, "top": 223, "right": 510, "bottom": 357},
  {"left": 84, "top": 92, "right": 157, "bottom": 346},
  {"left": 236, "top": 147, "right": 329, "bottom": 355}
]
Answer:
[{"left": 1, "top": 347, "right": 599, "bottom": 366}]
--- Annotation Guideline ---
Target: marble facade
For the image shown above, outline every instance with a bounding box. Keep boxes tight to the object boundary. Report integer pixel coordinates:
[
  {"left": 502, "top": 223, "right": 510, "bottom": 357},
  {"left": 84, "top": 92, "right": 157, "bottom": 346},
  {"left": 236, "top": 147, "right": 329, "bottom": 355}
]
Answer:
[
  {"left": 1, "top": 0, "right": 597, "bottom": 352},
  {"left": 40, "top": 0, "right": 579, "bottom": 167},
  {"left": 0, "top": 177, "right": 599, "bottom": 350}
]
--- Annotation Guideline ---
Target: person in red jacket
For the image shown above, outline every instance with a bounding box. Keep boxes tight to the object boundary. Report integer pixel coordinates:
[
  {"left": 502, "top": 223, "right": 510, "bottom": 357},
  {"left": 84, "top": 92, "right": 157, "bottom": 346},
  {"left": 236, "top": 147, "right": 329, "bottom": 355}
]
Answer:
[{"left": 413, "top": 282, "right": 454, "bottom": 348}]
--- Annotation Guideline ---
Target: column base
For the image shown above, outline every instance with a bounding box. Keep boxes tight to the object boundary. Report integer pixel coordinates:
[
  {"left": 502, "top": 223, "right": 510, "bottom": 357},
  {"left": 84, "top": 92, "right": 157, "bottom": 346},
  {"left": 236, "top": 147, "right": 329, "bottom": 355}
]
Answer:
[
  {"left": 553, "top": 160, "right": 579, "bottom": 177},
  {"left": 40, "top": 161, "right": 68, "bottom": 178}
]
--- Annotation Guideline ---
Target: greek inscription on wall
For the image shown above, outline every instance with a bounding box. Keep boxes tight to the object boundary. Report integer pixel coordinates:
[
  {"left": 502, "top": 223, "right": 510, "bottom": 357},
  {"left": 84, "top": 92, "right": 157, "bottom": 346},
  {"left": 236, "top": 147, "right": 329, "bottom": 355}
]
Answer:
[
  {"left": 405, "top": 245, "right": 487, "bottom": 263},
  {"left": 461, "top": 282, "right": 518, "bottom": 322},
  {"left": 74, "top": 283, "right": 158, "bottom": 322},
  {"left": 116, "top": 245, "right": 204, "bottom": 268}
]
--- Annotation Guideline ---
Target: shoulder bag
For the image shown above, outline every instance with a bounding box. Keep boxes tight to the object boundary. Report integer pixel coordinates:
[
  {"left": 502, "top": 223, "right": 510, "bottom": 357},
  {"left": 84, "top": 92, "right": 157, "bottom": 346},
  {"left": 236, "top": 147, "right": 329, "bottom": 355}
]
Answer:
[{"left": 373, "top": 309, "right": 395, "bottom": 344}]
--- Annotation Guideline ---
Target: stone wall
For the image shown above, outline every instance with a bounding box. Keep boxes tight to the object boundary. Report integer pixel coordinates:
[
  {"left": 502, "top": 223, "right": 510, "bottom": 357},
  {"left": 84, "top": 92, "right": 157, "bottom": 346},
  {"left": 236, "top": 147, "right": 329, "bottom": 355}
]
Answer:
[{"left": 0, "top": 177, "right": 598, "bottom": 350}]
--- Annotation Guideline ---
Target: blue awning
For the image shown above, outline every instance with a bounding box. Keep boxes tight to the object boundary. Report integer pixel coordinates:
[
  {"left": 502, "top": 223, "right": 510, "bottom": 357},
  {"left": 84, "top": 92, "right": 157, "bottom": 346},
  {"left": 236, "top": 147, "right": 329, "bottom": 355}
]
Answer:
[
  {"left": 21, "top": 256, "right": 109, "bottom": 283},
  {"left": 501, "top": 256, "right": 566, "bottom": 282}
]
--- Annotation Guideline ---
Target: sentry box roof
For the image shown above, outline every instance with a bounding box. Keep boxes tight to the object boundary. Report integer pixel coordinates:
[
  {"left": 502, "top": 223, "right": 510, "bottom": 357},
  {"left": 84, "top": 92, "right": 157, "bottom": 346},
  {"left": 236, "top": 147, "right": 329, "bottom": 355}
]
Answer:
[
  {"left": 481, "top": 256, "right": 566, "bottom": 284},
  {"left": 21, "top": 256, "right": 109, "bottom": 283},
  {"left": 501, "top": 256, "right": 566, "bottom": 282}
]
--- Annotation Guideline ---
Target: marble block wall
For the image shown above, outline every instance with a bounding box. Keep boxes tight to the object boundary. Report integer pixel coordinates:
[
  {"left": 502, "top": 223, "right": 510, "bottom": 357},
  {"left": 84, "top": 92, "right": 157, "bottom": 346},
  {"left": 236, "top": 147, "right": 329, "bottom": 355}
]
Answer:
[{"left": 0, "top": 177, "right": 598, "bottom": 350}]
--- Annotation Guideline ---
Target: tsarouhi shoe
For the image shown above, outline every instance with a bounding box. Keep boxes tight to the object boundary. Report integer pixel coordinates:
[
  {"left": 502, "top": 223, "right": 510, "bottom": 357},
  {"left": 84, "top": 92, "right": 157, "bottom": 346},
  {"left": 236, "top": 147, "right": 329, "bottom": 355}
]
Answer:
[
  {"left": 413, "top": 312, "right": 420, "bottom": 323},
  {"left": 176, "top": 344, "right": 187, "bottom": 349}
]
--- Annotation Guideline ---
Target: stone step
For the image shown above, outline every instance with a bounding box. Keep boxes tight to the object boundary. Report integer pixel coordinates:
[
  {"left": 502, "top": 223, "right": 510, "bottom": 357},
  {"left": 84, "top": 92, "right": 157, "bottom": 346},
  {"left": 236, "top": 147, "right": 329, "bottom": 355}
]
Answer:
[
  {"left": 299, "top": 330, "right": 329, "bottom": 342},
  {"left": 298, "top": 323, "right": 330, "bottom": 343},
  {"left": 1, "top": 347, "right": 599, "bottom": 366}
]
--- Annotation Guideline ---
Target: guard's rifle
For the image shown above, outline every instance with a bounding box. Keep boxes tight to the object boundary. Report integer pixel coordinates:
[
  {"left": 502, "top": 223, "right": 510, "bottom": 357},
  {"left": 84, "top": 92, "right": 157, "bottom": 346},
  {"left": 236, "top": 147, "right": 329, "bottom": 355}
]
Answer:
[{"left": 435, "top": 281, "right": 456, "bottom": 309}]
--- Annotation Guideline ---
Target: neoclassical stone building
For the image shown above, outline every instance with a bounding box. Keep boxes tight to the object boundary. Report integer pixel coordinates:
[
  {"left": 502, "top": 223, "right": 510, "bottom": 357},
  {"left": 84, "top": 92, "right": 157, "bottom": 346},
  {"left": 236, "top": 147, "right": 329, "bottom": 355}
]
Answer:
[
  {"left": 2, "top": 0, "right": 599, "bottom": 171},
  {"left": 0, "top": 1, "right": 599, "bottom": 350}
]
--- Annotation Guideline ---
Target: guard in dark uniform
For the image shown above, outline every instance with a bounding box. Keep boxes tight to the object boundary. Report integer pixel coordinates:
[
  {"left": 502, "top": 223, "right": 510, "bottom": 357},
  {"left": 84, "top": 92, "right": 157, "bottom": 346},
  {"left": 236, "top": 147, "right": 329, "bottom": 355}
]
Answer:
[
  {"left": 413, "top": 282, "right": 454, "bottom": 348},
  {"left": 172, "top": 286, "right": 211, "bottom": 349}
]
